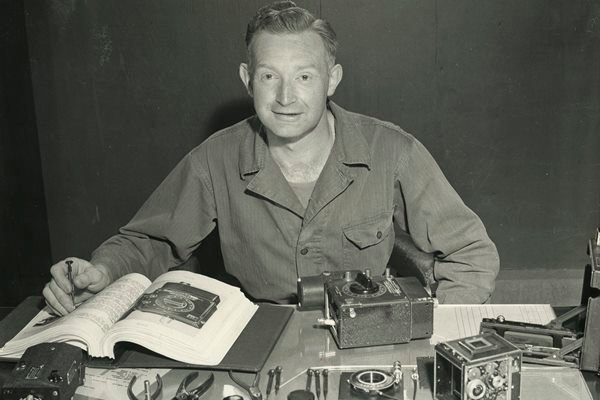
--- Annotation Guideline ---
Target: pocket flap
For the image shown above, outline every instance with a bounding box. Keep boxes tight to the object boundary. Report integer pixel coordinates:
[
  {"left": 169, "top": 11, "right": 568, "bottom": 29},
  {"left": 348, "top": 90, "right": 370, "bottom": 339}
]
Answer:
[{"left": 343, "top": 212, "right": 393, "bottom": 249}]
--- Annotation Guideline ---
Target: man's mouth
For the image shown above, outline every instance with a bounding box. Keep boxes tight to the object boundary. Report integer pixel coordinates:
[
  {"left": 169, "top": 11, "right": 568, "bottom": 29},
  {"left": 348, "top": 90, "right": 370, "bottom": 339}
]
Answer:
[{"left": 272, "top": 111, "right": 302, "bottom": 121}]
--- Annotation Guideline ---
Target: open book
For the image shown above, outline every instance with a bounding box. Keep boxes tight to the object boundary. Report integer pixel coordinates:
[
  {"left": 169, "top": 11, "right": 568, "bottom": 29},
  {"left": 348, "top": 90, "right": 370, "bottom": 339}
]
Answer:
[{"left": 0, "top": 270, "right": 258, "bottom": 365}]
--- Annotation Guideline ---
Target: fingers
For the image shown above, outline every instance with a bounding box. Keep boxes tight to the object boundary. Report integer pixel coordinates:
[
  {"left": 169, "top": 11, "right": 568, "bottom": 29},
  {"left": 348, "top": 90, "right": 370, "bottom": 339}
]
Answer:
[
  {"left": 49, "top": 259, "right": 72, "bottom": 296},
  {"left": 42, "top": 280, "right": 71, "bottom": 316},
  {"left": 44, "top": 257, "right": 113, "bottom": 315},
  {"left": 45, "top": 257, "right": 100, "bottom": 315},
  {"left": 75, "top": 266, "right": 110, "bottom": 293}
]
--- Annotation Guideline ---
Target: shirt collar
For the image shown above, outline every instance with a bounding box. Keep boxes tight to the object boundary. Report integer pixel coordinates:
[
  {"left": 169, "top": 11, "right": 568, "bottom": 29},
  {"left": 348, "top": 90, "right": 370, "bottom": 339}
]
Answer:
[{"left": 238, "top": 100, "right": 371, "bottom": 179}]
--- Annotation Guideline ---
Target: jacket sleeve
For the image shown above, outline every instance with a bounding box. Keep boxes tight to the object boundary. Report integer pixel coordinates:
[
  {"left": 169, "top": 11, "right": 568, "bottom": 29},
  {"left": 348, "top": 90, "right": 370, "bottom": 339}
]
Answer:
[
  {"left": 395, "top": 137, "right": 500, "bottom": 304},
  {"left": 91, "top": 149, "right": 217, "bottom": 281}
]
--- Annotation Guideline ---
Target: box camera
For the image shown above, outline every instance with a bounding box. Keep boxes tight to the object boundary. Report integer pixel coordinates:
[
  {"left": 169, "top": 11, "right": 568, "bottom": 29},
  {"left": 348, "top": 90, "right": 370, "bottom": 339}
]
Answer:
[
  {"left": 299, "top": 269, "right": 433, "bottom": 349},
  {"left": 434, "top": 332, "right": 522, "bottom": 400}
]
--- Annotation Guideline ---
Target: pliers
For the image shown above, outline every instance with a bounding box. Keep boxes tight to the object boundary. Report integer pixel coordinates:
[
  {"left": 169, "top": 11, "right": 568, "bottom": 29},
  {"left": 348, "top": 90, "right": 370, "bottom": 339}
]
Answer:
[
  {"left": 228, "top": 370, "right": 263, "bottom": 400},
  {"left": 172, "top": 371, "right": 215, "bottom": 400}
]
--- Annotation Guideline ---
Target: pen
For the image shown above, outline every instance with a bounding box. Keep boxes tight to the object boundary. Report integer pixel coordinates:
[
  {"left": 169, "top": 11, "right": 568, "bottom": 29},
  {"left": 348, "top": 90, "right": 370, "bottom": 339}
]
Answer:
[{"left": 66, "top": 260, "right": 75, "bottom": 306}]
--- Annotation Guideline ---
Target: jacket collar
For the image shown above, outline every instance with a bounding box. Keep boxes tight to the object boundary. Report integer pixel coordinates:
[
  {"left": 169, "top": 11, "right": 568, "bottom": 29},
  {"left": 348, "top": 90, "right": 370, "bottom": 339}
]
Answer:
[{"left": 238, "top": 101, "right": 371, "bottom": 179}]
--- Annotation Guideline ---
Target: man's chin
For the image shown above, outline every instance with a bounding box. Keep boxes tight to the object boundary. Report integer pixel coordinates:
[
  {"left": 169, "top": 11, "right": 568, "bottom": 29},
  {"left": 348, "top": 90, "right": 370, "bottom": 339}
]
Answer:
[{"left": 263, "top": 125, "right": 309, "bottom": 143}]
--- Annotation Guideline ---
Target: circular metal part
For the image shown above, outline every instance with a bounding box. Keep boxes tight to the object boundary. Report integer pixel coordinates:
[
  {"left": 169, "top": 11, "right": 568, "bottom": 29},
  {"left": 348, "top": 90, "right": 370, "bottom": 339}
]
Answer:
[
  {"left": 467, "top": 367, "right": 481, "bottom": 380},
  {"left": 349, "top": 369, "right": 396, "bottom": 393},
  {"left": 466, "top": 379, "right": 486, "bottom": 400},
  {"left": 484, "top": 362, "right": 494, "bottom": 374},
  {"left": 492, "top": 375, "right": 505, "bottom": 388},
  {"left": 341, "top": 281, "right": 386, "bottom": 298}
]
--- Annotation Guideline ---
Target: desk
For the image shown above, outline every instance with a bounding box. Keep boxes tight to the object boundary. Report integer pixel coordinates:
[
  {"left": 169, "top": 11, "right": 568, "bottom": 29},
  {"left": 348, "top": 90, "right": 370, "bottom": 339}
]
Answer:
[
  {"left": 1, "top": 308, "right": 598, "bottom": 400},
  {"left": 77, "top": 310, "right": 600, "bottom": 399}
]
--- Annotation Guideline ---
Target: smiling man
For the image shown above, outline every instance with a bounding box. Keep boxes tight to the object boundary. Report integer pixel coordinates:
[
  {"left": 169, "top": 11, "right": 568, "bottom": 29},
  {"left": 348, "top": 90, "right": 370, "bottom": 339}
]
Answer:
[{"left": 43, "top": 1, "right": 499, "bottom": 315}]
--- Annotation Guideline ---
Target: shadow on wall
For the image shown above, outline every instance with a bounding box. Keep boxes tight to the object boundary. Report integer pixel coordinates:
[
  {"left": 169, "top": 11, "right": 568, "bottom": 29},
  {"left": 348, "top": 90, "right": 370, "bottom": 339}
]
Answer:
[{"left": 206, "top": 97, "right": 255, "bottom": 136}]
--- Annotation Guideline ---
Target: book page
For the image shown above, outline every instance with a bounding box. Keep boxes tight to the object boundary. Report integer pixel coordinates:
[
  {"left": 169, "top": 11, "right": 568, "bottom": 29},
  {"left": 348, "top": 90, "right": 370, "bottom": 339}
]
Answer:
[
  {"left": 65, "top": 273, "right": 151, "bottom": 355},
  {"left": 101, "top": 270, "right": 258, "bottom": 365},
  {"left": 0, "top": 273, "right": 151, "bottom": 358},
  {"left": 431, "top": 304, "right": 556, "bottom": 344},
  {"left": 68, "top": 273, "right": 150, "bottom": 332}
]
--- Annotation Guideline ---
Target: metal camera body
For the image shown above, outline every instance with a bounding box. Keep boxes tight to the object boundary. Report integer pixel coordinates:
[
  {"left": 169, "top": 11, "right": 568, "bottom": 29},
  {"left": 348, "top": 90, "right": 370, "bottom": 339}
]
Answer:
[
  {"left": 304, "top": 269, "right": 433, "bottom": 349},
  {"left": 434, "top": 332, "right": 522, "bottom": 400},
  {"left": 2, "top": 342, "right": 85, "bottom": 400}
]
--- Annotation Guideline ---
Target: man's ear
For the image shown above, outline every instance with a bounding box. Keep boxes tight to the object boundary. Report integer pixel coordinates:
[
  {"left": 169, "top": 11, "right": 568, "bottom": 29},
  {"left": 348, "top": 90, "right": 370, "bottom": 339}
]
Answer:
[
  {"left": 239, "top": 63, "right": 253, "bottom": 96},
  {"left": 327, "top": 64, "right": 343, "bottom": 97}
]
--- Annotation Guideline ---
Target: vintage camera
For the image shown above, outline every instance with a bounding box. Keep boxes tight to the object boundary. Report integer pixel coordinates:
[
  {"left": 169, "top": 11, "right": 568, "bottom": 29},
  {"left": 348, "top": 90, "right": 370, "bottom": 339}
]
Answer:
[
  {"left": 434, "top": 332, "right": 522, "bottom": 400},
  {"left": 299, "top": 268, "right": 433, "bottom": 349},
  {"left": 135, "top": 282, "right": 220, "bottom": 329},
  {"left": 2, "top": 342, "right": 85, "bottom": 400}
]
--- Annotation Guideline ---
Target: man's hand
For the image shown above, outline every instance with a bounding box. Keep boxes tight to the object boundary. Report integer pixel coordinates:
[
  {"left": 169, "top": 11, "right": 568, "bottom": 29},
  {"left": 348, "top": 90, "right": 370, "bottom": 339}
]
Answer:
[{"left": 43, "top": 257, "right": 112, "bottom": 316}]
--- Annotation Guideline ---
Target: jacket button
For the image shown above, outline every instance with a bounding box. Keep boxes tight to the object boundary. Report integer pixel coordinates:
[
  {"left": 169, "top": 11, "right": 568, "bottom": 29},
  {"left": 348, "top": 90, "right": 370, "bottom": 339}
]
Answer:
[
  {"left": 376, "top": 231, "right": 382, "bottom": 239},
  {"left": 300, "top": 248, "right": 309, "bottom": 255}
]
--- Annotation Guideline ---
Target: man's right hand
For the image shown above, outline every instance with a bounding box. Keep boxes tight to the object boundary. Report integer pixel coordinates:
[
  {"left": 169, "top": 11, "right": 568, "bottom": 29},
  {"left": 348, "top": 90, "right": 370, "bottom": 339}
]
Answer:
[{"left": 43, "top": 257, "right": 112, "bottom": 316}]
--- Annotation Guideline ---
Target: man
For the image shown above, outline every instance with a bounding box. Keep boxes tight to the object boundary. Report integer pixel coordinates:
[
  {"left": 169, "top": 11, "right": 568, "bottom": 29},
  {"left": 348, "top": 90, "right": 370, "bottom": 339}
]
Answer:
[{"left": 43, "top": 1, "right": 499, "bottom": 315}]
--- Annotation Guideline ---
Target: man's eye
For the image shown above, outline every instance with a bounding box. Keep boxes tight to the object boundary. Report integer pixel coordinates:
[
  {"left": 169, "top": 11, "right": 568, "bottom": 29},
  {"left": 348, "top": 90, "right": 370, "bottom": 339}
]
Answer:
[
  {"left": 300, "top": 74, "right": 311, "bottom": 81},
  {"left": 262, "top": 73, "right": 275, "bottom": 80}
]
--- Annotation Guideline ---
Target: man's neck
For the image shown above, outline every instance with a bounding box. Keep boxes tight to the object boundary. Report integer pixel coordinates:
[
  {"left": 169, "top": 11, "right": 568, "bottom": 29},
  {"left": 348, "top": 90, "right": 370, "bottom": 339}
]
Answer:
[{"left": 268, "top": 110, "right": 336, "bottom": 183}]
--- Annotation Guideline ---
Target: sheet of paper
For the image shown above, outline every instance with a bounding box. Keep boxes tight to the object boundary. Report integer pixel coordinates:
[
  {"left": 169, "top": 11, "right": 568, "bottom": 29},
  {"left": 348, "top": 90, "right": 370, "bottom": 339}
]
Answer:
[
  {"left": 75, "top": 367, "right": 228, "bottom": 400},
  {"left": 74, "top": 368, "right": 167, "bottom": 400},
  {"left": 74, "top": 368, "right": 202, "bottom": 400},
  {"left": 431, "top": 304, "right": 556, "bottom": 344}
]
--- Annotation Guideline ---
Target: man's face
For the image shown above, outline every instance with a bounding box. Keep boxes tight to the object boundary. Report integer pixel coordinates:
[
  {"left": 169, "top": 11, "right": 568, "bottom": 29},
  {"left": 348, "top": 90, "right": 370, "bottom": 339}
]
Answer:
[{"left": 240, "top": 31, "right": 342, "bottom": 143}]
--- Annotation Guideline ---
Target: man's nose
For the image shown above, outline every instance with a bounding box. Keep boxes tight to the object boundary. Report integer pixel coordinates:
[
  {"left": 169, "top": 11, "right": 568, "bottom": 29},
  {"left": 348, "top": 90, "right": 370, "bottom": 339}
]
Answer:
[{"left": 276, "top": 79, "right": 296, "bottom": 106}]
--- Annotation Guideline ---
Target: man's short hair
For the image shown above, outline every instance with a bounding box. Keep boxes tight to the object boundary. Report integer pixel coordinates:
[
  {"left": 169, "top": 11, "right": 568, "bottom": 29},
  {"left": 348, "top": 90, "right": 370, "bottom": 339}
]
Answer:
[{"left": 245, "top": 1, "right": 338, "bottom": 70}]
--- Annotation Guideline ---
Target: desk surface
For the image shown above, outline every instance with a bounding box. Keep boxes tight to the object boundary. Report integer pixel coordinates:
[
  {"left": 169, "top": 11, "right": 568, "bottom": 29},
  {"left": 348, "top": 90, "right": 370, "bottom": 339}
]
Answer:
[
  {"left": 83, "top": 309, "right": 600, "bottom": 399},
  {"left": 1, "top": 307, "right": 598, "bottom": 400}
]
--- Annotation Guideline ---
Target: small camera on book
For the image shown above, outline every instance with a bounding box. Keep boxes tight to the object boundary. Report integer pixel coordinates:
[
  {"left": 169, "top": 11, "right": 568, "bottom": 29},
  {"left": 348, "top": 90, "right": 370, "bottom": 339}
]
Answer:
[{"left": 135, "top": 282, "right": 220, "bottom": 328}]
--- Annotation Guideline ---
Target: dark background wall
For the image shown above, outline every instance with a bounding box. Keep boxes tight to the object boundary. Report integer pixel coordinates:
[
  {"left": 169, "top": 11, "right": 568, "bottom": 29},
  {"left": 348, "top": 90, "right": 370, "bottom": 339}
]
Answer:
[
  {"left": 2, "top": 0, "right": 599, "bottom": 306},
  {"left": 0, "top": 0, "right": 51, "bottom": 307}
]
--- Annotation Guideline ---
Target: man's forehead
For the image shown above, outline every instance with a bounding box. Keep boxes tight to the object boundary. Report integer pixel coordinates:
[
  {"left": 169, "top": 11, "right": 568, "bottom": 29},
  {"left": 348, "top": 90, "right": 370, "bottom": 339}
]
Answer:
[{"left": 252, "top": 31, "right": 328, "bottom": 56}]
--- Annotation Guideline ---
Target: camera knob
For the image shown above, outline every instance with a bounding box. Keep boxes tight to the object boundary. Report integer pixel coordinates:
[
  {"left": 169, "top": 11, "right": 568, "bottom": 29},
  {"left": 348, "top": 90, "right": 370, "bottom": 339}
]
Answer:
[{"left": 349, "top": 272, "right": 379, "bottom": 295}]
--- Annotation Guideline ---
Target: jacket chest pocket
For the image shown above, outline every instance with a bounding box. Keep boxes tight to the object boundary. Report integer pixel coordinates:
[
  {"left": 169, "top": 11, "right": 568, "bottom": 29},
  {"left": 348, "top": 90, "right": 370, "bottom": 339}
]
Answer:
[{"left": 342, "top": 211, "right": 394, "bottom": 270}]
